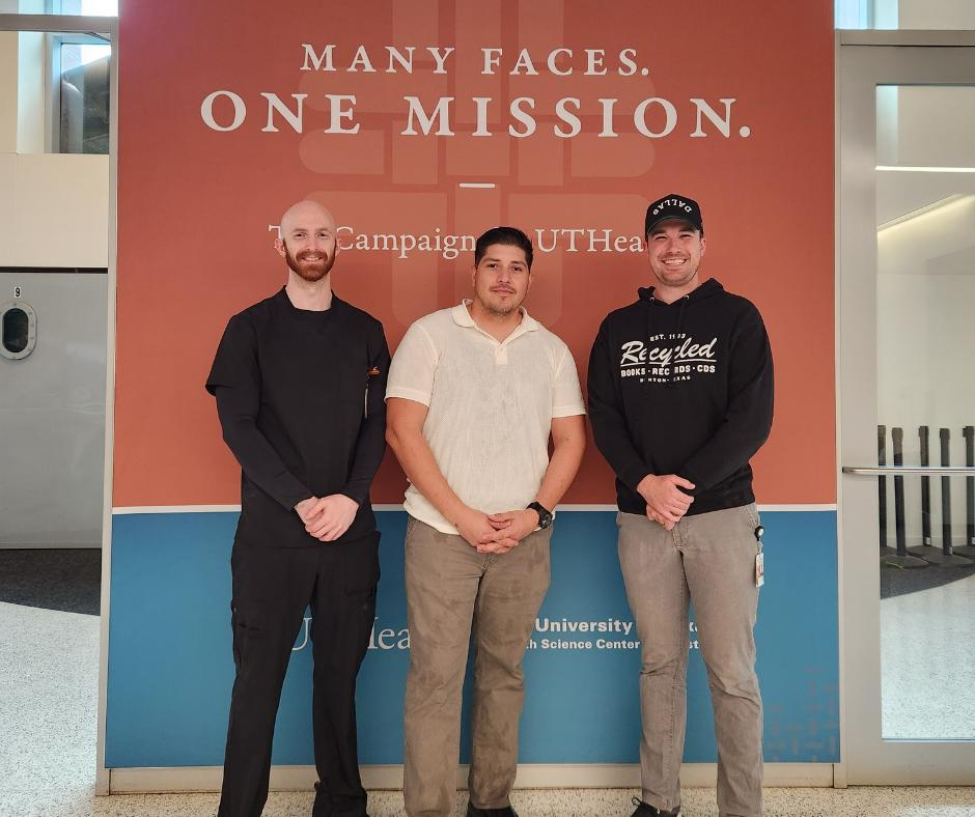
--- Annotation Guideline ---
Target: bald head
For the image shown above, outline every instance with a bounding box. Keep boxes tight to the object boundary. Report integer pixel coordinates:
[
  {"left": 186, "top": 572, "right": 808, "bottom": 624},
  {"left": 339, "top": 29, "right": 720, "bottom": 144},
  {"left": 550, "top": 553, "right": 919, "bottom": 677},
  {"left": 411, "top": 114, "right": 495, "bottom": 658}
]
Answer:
[
  {"left": 280, "top": 200, "right": 336, "bottom": 237},
  {"left": 276, "top": 200, "right": 338, "bottom": 282}
]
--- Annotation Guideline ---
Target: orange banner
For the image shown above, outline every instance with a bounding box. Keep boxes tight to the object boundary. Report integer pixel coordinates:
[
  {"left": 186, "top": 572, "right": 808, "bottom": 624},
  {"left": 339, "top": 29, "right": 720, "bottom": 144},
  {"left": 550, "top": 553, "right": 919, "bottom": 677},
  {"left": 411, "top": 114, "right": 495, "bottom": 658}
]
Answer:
[{"left": 115, "top": 0, "right": 835, "bottom": 506}]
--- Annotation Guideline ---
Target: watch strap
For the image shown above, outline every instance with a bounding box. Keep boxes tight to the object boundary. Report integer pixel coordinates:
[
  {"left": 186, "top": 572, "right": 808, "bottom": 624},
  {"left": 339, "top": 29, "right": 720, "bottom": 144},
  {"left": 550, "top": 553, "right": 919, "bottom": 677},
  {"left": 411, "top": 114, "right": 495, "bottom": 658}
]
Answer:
[{"left": 527, "top": 501, "right": 553, "bottom": 529}]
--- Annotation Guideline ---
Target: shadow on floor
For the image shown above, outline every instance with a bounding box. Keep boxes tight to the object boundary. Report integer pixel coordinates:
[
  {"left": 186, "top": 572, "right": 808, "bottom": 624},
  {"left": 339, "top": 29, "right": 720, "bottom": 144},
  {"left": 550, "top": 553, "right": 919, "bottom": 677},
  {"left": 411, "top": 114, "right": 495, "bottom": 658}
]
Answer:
[
  {"left": 0, "top": 548, "right": 101, "bottom": 615},
  {"left": 881, "top": 557, "right": 975, "bottom": 599}
]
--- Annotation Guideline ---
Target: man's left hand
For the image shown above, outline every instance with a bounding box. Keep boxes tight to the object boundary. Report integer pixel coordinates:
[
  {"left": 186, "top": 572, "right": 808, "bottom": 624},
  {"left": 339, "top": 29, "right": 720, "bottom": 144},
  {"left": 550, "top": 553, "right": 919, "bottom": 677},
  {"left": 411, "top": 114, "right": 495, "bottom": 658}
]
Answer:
[
  {"left": 646, "top": 506, "right": 672, "bottom": 528},
  {"left": 304, "top": 494, "right": 360, "bottom": 542},
  {"left": 478, "top": 509, "right": 540, "bottom": 553}
]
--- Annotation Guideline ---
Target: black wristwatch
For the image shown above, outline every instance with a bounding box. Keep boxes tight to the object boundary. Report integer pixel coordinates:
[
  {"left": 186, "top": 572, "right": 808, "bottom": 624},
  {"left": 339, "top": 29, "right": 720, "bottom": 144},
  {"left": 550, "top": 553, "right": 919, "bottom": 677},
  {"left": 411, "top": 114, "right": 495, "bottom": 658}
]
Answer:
[{"left": 527, "top": 502, "right": 554, "bottom": 530}]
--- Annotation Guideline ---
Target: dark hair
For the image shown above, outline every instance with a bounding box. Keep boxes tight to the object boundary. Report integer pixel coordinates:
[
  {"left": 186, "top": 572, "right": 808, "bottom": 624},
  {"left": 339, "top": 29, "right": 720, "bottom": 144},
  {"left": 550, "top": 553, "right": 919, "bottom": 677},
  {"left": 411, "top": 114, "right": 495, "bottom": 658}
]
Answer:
[{"left": 474, "top": 226, "right": 534, "bottom": 270}]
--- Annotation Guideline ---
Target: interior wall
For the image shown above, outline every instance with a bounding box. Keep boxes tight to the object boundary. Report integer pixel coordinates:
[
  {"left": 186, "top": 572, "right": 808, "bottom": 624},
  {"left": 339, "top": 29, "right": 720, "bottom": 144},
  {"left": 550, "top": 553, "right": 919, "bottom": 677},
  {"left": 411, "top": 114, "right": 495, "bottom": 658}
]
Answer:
[
  {"left": 0, "top": 153, "right": 109, "bottom": 267},
  {"left": 876, "top": 86, "right": 975, "bottom": 181},
  {"left": 0, "top": 271, "right": 108, "bottom": 548},
  {"left": 898, "top": 0, "right": 975, "bottom": 29},
  {"left": 0, "top": 32, "right": 18, "bottom": 152},
  {"left": 0, "top": 26, "right": 109, "bottom": 267},
  {"left": 895, "top": 86, "right": 975, "bottom": 169},
  {"left": 16, "top": 31, "right": 46, "bottom": 153},
  {"left": 0, "top": 14, "right": 111, "bottom": 553}
]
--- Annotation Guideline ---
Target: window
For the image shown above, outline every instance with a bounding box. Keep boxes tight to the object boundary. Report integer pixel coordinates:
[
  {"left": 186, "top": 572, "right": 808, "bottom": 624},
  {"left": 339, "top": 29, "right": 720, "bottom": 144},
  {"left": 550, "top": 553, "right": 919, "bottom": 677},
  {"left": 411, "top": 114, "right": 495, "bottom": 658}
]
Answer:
[
  {"left": 836, "top": 0, "right": 975, "bottom": 29},
  {"left": 54, "top": 0, "right": 118, "bottom": 14},
  {"left": 0, "top": 302, "right": 36, "bottom": 360},
  {"left": 57, "top": 36, "right": 110, "bottom": 154},
  {"left": 0, "top": 0, "right": 117, "bottom": 15}
]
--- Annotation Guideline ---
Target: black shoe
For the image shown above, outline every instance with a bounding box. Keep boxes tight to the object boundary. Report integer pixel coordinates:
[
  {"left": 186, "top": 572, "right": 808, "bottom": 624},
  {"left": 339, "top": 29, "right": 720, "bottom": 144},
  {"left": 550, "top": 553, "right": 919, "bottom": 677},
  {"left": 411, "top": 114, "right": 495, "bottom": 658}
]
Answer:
[
  {"left": 630, "top": 796, "right": 680, "bottom": 817},
  {"left": 467, "top": 804, "right": 518, "bottom": 817}
]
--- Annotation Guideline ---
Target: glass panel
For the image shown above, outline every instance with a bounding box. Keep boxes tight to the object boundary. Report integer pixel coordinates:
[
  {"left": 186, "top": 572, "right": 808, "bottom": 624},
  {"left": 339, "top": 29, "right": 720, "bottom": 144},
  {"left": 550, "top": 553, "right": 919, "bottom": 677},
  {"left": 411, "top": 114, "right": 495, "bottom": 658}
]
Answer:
[
  {"left": 0, "top": 31, "right": 110, "bottom": 155},
  {"left": 879, "top": 467, "right": 975, "bottom": 740},
  {"left": 837, "top": 0, "right": 975, "bottom": 30},
  {"left": 69, "top": 0, "right": 118, "bottom": 13},
  {"left": 0, "top": 0, "right": 118, "bottom": 14},
  {"left": 59, "top": 42, "right": 110, "bottom": 154},
  {"left": 2, "top": 307, "right": 29, "bottom": 353},
  {"left": 876, "top": 85, "right": 975, "bottom": 741}
]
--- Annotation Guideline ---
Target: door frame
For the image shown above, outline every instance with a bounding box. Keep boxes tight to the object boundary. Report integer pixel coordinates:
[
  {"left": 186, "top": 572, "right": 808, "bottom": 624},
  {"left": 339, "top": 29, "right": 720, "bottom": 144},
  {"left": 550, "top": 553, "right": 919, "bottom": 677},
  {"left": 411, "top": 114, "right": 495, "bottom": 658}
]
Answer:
[{"left": 837, "top": 29, "right": 975, "bottom": 785}]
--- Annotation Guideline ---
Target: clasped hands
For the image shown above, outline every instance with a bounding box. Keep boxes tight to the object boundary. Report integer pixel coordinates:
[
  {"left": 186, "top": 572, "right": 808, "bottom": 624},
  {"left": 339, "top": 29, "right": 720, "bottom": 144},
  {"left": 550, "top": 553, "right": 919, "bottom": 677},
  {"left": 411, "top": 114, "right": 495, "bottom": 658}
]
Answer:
[
  {"left": 295, "top": 494, "right": 359, "bottom": 542},
  {"left": 637, "top": 474, "right": 695, "bottom": 530},
  {"left": 456, "top": 507, "right": 539, "bottom": 555},
  {"left": 296, "top": 496, "right": 536, "bottom": 551}
]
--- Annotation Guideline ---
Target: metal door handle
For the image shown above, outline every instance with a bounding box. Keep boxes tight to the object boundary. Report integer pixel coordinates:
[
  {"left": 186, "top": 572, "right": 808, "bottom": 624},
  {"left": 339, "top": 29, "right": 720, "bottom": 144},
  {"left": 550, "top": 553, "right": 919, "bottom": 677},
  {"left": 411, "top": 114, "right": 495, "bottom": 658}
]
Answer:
[{"left": 843, "top": 466, "right": 975, "bottom": 476}]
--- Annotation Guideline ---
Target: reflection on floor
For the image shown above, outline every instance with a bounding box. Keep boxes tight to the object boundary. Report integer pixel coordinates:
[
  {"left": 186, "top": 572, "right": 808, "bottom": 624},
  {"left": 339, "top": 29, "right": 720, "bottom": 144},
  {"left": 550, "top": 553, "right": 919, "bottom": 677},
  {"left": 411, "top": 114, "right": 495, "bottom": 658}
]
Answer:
[
  {"left": 2, "top": 550, "right": 974, "bottom": 816},
  {"left": 881, "top": 564, "right": 975, "bottom": 739}
]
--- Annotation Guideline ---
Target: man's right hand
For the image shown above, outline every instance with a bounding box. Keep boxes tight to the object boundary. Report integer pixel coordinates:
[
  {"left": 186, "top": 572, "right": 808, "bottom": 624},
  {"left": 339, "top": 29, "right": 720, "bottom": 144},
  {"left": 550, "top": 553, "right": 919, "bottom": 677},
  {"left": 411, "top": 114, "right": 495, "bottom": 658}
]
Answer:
[
  {"left": 455, "top": 507, "right": 518, "bottom": 554},
  {"left": 636, "top": 474, "right": 695, "bottom": 530}
]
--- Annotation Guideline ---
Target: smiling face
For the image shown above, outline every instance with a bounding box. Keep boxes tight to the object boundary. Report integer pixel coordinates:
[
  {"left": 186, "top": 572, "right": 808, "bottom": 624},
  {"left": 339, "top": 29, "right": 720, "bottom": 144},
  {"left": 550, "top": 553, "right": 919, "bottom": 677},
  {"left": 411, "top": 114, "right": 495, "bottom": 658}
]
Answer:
[
  {"left": 471, "top": 243, "right": 532, "bottom": 317},
  {"left": 275, "top": 201, "right": 338, "bottom": 282},
  {"left": 646, "top": 218, "right": 706, "bottom": 292}
]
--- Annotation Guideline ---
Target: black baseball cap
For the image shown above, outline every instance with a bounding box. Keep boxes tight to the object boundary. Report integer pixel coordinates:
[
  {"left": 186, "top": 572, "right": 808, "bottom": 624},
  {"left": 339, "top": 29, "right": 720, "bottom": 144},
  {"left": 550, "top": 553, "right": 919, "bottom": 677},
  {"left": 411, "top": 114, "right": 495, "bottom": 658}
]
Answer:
[{"left": 645, "top": 194, "right": 704, "bottom": 236}]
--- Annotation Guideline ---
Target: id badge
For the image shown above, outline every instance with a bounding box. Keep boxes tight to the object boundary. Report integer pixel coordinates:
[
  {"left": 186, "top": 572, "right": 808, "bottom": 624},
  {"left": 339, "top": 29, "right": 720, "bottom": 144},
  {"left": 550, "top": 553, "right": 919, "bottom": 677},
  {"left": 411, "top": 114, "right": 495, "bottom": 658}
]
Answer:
[{"left": 753, "top": 524, "right": 765, "bottom": 588}]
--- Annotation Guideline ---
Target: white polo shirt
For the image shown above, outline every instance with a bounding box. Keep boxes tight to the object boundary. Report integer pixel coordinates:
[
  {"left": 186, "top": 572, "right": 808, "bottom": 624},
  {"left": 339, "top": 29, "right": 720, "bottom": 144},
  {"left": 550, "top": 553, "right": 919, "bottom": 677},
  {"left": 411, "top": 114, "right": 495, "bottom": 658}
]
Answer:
[{"left": 386, "top": 301, "right": 586, "bottom": 534}]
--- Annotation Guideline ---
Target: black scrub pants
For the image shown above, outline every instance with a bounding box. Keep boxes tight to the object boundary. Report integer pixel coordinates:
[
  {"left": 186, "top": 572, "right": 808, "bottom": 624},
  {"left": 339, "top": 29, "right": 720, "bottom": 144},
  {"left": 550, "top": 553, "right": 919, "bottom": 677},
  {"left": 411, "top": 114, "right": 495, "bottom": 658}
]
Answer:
[{"left": 217, "top": 531, "right": 380, "bottom": 817}]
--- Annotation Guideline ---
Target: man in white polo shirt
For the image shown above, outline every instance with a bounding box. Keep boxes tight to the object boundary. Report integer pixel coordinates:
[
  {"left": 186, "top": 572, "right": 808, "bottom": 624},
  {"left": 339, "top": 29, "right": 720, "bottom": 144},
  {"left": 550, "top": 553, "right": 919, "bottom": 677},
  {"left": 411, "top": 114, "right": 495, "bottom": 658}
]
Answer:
[{"left": 386, "top": 226, "right": 587, "bottom": 817}]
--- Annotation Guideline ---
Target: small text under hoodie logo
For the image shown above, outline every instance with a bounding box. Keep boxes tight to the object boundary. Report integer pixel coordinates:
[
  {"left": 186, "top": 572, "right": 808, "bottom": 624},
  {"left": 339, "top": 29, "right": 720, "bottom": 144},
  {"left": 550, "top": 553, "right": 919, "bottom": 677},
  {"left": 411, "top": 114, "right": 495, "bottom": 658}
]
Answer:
[{"left": 619, "top": 334, "right": 718, "bottom": 383}]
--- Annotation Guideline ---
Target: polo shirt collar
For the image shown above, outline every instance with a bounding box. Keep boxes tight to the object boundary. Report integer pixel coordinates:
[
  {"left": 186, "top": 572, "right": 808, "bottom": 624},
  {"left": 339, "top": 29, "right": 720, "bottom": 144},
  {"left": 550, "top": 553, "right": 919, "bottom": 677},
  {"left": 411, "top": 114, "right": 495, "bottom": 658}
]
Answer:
[{"left": 452, "top": 300, "right": 540, "bottom": 333}]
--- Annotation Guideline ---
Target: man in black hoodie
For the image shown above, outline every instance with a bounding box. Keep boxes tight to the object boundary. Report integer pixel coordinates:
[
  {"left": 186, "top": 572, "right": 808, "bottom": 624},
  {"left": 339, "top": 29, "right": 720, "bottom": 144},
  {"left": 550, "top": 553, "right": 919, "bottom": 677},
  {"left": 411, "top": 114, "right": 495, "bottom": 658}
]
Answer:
[{"left": 588, "top": 194, "right": 773, "bottom": 817}]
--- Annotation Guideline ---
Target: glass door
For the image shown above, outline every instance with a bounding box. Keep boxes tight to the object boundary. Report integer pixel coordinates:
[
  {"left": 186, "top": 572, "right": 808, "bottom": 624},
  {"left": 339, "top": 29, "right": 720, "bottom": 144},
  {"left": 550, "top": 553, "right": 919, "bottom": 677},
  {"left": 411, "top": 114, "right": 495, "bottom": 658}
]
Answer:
[{"left": 839, "top": 33, "right": 975, "bottom": 784}]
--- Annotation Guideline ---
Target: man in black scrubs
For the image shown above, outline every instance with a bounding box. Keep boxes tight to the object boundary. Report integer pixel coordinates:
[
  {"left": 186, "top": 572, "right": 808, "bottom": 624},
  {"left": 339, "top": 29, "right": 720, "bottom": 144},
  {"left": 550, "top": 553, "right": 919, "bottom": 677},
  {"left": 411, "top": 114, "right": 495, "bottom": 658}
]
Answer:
[{"left": 206, "top": 199, "right": 389, "bottom": 817}]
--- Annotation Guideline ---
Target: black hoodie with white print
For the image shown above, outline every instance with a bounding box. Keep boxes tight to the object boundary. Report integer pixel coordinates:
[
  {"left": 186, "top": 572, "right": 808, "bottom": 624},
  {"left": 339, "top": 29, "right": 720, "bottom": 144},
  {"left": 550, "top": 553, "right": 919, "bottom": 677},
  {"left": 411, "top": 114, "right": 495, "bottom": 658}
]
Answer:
[{"left": 587, "top": 278, "right": 774, "bottom": 517}]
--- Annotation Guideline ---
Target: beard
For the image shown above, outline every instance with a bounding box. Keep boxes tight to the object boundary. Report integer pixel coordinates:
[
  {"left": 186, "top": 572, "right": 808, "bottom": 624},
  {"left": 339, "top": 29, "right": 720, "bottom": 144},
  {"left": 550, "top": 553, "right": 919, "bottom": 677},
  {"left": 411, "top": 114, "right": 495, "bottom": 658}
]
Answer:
[
  {"left": 284, "top": 243, "right": 335, "bottom": 282},
  {"left": 482, "top": 298, "right": 516, "bottom": 317},
  {"left": 476, "top": 288, "right": 521, "bottom": 317}
]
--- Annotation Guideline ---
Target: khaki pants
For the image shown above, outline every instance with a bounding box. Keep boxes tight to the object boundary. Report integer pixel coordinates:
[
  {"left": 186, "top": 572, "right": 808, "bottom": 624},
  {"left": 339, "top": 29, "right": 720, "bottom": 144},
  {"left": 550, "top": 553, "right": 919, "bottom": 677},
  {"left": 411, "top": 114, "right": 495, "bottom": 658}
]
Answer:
[
  {"left": 402, "top": 516, "right": 552, "bottom": 817},
  {"left": 618, "top": 505, "right": 764, "bottom": 817}
]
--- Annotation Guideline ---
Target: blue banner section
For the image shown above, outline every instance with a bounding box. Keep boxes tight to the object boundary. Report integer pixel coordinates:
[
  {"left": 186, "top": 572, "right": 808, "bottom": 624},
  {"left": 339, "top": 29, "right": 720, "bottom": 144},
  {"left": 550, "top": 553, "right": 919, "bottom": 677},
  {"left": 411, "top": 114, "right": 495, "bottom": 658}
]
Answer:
[{"left": 106, "top": 509, "right": 838, "bottom": 768}]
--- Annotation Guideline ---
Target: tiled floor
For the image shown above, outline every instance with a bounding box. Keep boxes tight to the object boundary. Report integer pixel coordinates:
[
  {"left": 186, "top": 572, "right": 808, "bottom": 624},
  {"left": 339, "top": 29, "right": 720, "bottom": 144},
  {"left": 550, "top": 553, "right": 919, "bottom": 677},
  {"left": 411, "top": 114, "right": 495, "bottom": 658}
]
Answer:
[
  {"left": 880, "top": 566, "right": 975, "bottom": 739},
  {"left": 2, "top": 550, "right": 975, "bottom": 816},
  {"left": 0, "top": 600, "right": 100, "bottom": 816},
  {"left": 4, "top": 786, "right": 975, "bottom": 817}
]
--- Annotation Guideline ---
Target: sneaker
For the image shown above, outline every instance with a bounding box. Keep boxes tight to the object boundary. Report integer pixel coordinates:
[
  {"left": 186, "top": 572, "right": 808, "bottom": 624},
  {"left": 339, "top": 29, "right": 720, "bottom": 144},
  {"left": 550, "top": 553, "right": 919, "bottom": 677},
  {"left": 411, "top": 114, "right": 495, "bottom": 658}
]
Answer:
[
  {"left": 630, "top": 795, "right": 680, "bottom": 817},
  {"left": 467, "top": 804, "right": 518, "bottom": 817}
]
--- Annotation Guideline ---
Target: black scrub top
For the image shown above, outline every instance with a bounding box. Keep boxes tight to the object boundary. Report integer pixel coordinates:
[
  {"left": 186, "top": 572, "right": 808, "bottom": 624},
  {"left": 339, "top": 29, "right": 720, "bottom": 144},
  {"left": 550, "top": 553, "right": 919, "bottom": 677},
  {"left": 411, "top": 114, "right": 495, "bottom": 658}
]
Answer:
[{"left": 206, "top": 288, "right": 390, "bottom": 547}]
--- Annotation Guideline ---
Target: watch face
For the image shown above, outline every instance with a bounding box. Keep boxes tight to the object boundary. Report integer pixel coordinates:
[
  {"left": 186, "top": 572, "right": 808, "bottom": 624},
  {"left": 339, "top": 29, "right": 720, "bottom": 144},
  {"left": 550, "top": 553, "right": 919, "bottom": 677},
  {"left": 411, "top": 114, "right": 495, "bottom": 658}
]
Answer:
[{"left": 529, "top": 503, "right": 553, "bottom": 528}]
